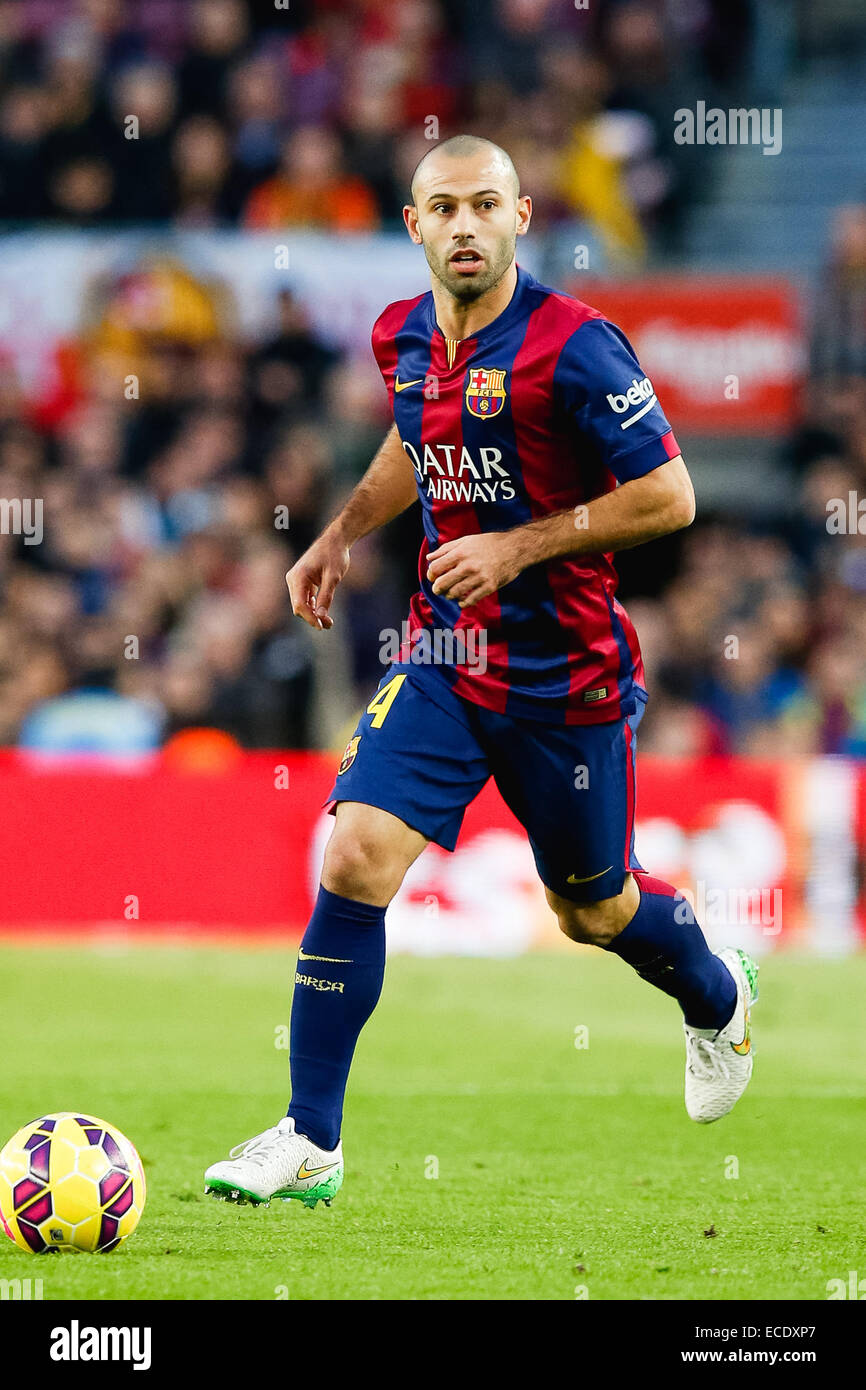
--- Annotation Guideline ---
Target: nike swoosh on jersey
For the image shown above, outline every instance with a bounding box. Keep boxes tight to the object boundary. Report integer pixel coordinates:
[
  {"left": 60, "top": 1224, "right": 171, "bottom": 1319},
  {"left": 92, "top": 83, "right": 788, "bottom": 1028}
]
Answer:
[
  {"left": 298, "top": 949, "right": 353, "bottom": 963},
  {"left": 394, "top": 377, "right": 423, "bottom": 392},
  {"left": 566, "top": 865, "right": 613, "bottom": 885},
  {"left": 297, "top": 1159, "right": 340, "bottom": 1180}
]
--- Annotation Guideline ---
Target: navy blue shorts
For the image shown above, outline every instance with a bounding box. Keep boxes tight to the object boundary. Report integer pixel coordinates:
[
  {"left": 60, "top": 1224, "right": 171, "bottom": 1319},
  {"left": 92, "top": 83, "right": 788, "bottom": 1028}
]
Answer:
[{"left": 325, "top": 664, "right": 646, "bottom": 903}]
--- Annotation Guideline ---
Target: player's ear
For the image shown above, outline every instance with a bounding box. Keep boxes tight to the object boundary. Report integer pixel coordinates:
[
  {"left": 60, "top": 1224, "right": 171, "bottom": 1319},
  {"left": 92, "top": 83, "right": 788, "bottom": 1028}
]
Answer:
[
  {"left": 403, "top": 205, "right": 423, "bottom": 244},
  {"left": 516, "top": 195, "right": 532, "bottom": 237}
]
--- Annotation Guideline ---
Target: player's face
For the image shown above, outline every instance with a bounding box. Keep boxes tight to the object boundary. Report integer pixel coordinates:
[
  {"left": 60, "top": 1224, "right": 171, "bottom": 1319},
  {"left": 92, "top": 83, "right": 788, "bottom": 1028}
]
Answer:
[{"left": 404, "top": 153, "right": 531, "bottom": 304}]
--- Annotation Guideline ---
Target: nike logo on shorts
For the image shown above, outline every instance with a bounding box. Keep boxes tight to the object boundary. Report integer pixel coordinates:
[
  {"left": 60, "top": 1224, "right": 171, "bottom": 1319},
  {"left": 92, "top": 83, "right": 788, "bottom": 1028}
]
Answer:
[{"left": 566, "top": 865, "right": 613, "bottom": 885}]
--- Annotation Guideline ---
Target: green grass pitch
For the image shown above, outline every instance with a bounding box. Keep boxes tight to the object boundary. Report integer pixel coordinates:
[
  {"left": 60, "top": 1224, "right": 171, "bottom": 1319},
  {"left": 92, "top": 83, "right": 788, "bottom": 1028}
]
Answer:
[{"left": 0, "top": 943, "right": 863, "bottom": 1300}]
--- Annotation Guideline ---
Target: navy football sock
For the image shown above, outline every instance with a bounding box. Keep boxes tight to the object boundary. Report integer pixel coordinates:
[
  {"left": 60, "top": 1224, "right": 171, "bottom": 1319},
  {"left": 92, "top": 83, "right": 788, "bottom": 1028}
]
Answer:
[
  {"left": 287, "top": 885, "right": 386, "bottom": 1150},
  {"left": 605, "top": 873, "right": 737, "bottom": 1030}
]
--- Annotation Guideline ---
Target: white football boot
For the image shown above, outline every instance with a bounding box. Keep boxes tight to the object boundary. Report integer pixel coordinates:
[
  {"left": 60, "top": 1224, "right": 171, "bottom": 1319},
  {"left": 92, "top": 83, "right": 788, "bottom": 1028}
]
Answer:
[
  {"left": 684, "top": 947, "right": 759, "bottom": 1124},
  {"left": 204, "top": 1117, "right": 343, "bottom": 1207}
]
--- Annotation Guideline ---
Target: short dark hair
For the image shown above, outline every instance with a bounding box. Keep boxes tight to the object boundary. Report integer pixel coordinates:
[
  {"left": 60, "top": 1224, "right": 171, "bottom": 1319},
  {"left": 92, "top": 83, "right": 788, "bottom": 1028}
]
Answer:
[{"left": 410, "top": 135, "right": 520, "bottom": 202}]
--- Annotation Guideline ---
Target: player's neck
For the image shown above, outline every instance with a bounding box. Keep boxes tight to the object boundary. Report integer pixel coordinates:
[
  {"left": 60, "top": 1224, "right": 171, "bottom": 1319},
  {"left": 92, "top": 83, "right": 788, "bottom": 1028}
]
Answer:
[{"left": 431, "top": 261, "right": 518, "bottom": 343}]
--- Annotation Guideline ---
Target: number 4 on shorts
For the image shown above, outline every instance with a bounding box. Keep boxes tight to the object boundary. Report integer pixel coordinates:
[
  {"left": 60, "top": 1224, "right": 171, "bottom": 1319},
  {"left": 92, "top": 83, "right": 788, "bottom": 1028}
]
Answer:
[{"left": 366, "top": 673, "right": 407, "bottom": 728}]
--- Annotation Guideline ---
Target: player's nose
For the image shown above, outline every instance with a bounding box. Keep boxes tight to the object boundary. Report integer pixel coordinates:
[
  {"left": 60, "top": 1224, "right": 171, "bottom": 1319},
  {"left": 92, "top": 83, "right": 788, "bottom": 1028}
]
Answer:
[
  {"left": 451, "top": 220, "right": 476, "bottom": 244},
  {"left": 451, "top": 233, "right": 477, "bottom": 257}
]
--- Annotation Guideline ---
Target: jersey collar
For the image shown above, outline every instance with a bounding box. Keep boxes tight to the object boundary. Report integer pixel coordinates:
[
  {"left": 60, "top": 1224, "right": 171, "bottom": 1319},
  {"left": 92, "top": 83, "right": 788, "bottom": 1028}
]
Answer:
[{"left": 425, "top": 263, "right": 533, "bottom": 346}]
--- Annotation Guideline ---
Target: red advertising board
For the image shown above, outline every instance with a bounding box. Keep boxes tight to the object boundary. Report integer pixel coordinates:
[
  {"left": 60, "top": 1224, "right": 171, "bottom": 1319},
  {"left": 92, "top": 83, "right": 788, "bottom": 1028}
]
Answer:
[
  {"left": 0, "top": 751, "right": 861, "bottom": 953},
  {"left": 571, "top": 277, "right": 805, "bottom": 433}
]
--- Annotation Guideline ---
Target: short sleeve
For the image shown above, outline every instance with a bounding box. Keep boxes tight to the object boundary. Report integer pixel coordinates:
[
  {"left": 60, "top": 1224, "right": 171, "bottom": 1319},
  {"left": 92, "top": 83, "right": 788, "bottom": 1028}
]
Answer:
[
  {"left": 554, "top": 318, "right": 680, "bottom": 482},
  {"left": 370, "top": 310, "right": 392, "bottom": 382}
]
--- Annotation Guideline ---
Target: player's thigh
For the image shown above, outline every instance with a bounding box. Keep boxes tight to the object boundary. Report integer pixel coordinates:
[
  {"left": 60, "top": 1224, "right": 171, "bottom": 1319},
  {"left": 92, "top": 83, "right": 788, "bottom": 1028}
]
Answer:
[
  {"left": 485, "top": 699, "right": 645, "bottom": 906},
  {"left": 324, "top": 665, "right": 491, "bottom": 871}
]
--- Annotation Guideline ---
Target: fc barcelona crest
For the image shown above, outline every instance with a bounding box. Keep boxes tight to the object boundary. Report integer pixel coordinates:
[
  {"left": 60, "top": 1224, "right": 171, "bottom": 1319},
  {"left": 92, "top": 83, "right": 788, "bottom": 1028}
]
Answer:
[
  {"left": 465, "top": 367, "right": 507, "bottom": 419},
  {"left": 337, "top": 735, "right": 360, "bottom": 775}
]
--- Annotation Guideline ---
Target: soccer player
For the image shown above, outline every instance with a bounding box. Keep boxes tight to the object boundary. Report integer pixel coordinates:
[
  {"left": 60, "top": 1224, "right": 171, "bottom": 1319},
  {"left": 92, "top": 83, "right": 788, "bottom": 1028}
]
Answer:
[{"left": 204, "top": 136, "right": 758, "bottom": 1208}]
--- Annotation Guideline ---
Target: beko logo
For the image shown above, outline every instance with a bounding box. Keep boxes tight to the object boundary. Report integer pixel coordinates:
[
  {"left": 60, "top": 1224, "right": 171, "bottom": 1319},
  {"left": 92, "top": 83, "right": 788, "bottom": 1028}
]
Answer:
[{"left": 606, "top": 377, "right": 658, "bottom": 429}]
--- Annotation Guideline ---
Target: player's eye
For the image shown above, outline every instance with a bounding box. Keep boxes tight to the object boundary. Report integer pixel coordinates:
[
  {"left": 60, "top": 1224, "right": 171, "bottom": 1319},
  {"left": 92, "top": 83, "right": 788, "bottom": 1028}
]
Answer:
[
  {"left": 479, "top": 200, "right": 497, "bottom": 210},
  {"left": 433, "top": 204, "right": 453, "bottom": 214}
]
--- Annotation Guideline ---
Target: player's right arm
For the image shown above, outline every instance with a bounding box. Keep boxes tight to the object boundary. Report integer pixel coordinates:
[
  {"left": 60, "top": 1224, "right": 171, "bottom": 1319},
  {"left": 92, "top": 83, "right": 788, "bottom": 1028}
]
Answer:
[{"left": 286, "top": 424, "right": 417, "bottom": 630}]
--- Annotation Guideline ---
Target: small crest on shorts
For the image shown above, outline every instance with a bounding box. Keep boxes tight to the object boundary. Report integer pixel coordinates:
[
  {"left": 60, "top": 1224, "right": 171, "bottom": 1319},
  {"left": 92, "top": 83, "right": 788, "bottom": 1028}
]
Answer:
[
  {"left": 338, "top": 735, "right": 360, "bottom": 775},
  {"left": 583, "top": 686, "right": 608, "bottom": 703}
]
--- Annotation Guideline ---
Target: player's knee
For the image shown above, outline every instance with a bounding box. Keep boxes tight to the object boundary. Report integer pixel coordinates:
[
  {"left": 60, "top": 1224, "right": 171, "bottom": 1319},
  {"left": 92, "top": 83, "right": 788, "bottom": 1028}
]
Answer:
[
  {"left": 322, "top": 832, "right": 396, "bottom": 905},
  {"left": 546, "top": 880, "right": 636, "bottom": 947},
  {"left": 554, "top": 902, "right": 618, "bottom": 946}
]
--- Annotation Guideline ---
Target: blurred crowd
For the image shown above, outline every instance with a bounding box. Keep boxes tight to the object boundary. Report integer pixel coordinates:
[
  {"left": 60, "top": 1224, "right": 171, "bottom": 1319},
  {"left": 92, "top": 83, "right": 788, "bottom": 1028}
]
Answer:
[
  {"left": 0, "top": 0, "right": 865, "bottom": 759},
  {"left": 637, "top": 197, "right": 866, "bottom": 759},
  {"left": 0, "top": 278, "right": 402, "bottom": 752},
  {"left": 633, "top": 372, "right": 866, "bottom": 759},
  {"left": 0, "top": 259, "right": 865, "bottom": 758},
  {"left": 0, "top": 0, "right": 756, "bottom": 263}
]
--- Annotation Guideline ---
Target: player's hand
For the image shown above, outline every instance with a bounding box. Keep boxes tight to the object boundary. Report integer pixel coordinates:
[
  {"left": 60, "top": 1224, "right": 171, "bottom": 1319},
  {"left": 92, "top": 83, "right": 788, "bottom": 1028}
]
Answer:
[
  {"left": 286, "top": 533, "right": 350, "bottom": 630},
  {"left": 426, "top": 532, "right": 524, "bottom": 608}
]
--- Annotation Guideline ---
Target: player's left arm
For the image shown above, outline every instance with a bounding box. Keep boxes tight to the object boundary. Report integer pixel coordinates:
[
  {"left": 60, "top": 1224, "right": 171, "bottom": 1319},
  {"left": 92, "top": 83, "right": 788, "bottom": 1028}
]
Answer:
[
  {"left": 426, "top": 457, "right": 693, "bottom": 606},
  {"left": 427, "top": 319, "right": 694, "bottom": 608}
]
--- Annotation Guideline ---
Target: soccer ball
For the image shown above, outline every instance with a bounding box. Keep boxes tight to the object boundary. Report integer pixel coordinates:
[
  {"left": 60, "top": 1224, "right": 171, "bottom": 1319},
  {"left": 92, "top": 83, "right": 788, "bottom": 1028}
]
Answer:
[{"left": 0, "top": 1112, "right": 146, "bottom": 1254}]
